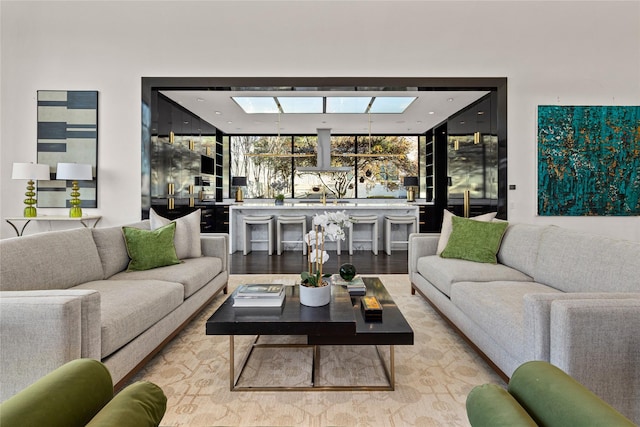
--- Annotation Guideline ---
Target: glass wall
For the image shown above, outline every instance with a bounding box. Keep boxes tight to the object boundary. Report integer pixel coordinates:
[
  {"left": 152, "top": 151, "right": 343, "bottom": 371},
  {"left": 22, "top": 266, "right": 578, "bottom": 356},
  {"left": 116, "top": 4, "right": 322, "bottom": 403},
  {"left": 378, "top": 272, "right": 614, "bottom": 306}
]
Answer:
[{"left": 230, "top": 135, "right": 419, "bottom": 199}]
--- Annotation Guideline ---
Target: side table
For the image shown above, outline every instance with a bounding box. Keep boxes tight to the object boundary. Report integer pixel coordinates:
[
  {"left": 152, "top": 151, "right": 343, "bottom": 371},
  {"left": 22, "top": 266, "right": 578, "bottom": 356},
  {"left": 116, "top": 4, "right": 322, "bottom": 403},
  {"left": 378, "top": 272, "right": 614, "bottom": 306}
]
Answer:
[{"left": 4, "top": 215, "right": 102, "bottom": 237}]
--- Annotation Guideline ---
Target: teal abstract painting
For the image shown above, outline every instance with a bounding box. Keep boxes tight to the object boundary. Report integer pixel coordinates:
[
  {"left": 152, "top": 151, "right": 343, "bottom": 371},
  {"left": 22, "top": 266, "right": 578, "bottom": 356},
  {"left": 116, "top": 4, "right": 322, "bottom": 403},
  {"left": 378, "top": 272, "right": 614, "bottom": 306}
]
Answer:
[{"left": 538, "top": 105, "right": 640, "bottom": 216}]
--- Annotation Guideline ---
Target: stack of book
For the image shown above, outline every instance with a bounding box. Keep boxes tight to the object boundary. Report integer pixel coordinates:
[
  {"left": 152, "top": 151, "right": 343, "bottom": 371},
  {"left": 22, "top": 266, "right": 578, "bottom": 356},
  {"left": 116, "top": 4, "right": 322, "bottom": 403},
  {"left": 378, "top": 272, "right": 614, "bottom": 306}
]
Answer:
[
  {"left": 330, "top": 274, "right": 366, "bottom": 296},
  {"left": 232, "top": 284, "right": 285, "bottom": 307}
]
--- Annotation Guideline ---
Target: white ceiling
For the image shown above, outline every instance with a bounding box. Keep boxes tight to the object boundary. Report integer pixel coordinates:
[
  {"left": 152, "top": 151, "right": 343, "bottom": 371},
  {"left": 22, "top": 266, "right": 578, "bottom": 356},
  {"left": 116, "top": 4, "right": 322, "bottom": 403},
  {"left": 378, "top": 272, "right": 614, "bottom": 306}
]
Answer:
[{"left": 161, "top": 89, "right": 490, "bottom": 135}]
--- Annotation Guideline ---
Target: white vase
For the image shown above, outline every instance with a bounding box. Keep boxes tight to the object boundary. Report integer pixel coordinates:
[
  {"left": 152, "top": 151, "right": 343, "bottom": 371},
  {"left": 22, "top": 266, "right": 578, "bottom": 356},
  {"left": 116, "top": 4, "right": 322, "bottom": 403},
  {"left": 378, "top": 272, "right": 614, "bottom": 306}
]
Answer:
[{"left": 299, "top": 282, "right": 331, "bottom": 307}]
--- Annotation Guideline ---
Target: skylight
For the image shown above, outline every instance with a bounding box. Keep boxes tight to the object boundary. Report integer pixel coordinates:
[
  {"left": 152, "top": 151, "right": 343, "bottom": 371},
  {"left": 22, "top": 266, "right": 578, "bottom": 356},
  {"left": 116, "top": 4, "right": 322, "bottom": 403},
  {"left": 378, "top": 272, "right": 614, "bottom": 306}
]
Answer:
[
  {"left": 232, "top": 97, "right": 279, "bottom": 114},
  {"left": 277, "top": 97, "right": 323, "bottom": 114},
  {"left": 369, "top": 97, "right": 416, "bottom": 113},
  {"left": 326, "top": 97, "right": 371, "bottom": 114},
  {"left": 232, "top": 96, "right": 417, "bottom": 114}
]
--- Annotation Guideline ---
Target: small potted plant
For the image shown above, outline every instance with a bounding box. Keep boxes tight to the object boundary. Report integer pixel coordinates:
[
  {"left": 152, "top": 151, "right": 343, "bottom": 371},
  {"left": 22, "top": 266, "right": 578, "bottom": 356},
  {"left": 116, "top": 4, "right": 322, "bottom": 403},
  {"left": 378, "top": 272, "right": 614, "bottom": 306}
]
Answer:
[
  {"left": 275, "top": 194, "right": 285, "bottom": 205},
  {"left": 299, "top": 211, "right": 352, "bottom": 306}
]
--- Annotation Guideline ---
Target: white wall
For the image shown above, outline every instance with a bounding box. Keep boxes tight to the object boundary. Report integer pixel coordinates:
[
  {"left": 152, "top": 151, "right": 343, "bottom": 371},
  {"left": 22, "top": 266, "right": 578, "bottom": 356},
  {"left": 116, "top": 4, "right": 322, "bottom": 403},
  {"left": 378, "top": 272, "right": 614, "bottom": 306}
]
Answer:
[{"left": 2, "top": 0, "right": 639, "bottom": 240}]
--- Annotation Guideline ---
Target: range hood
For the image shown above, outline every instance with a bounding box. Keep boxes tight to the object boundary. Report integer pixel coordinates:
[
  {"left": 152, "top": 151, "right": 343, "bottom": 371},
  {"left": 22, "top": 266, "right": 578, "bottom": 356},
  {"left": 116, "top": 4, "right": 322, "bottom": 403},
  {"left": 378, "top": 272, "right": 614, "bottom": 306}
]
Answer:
[{"left": 296, "top": 128, "right": 351, "bottom": 173}]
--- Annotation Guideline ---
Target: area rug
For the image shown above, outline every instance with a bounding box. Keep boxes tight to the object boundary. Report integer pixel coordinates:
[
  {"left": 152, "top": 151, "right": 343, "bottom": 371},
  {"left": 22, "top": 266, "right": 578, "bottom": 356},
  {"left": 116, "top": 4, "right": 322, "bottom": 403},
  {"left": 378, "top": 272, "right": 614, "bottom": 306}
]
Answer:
[{"left": 129, "top": 274, "right": 504, "bottom": 426}]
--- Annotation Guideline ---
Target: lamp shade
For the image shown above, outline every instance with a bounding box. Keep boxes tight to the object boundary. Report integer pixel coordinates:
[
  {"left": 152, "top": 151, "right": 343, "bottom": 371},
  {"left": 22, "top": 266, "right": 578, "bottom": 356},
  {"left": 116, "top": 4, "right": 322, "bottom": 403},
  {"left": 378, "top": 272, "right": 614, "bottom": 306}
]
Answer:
[
  {"left": 232, "top": 176, "right": 247, "bottom": 186},
  {"left": 403, "top": 176, "right": 419, "bottom": 187},
  {"left": 56, "top": 163, "right": 93, "bottom": 180},
  {"left": 12, "top": 163, "right": 50, "bottom": 180}
]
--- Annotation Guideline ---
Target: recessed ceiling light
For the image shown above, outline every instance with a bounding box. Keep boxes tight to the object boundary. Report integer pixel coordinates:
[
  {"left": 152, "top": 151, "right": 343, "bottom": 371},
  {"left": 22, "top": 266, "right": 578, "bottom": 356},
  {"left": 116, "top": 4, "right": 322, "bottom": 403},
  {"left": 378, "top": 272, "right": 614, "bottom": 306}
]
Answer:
[
  {"left": 196, "top": 98, "right": 205, "bottom": 102},
  {"left": 227, "top": 121, "right": 233, "bottom": 124},
  {"left": 215, "top": 111, "right": 222, "bottom": 115},
  {"left": 477, "top": 111, "right": 485, "bottom": 115},
  {"left": 447, "top": 98, "right": 454, "bottom": 102},
  {"left": 428, "top": 111, "right": 435, "bottom": 115}
]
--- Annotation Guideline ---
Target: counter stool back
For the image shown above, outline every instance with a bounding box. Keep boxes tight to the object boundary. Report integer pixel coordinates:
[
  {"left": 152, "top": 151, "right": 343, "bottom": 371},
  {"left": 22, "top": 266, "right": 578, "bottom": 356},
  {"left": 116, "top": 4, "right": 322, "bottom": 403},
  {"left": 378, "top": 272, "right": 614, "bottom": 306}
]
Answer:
[
  {"left": 348, "top": 215, "right": 379, "bottom": 255},
  {"left": 384, "top": 215, "right": 417, "bottom": 255},
  {"left": 277, "top": 215, "right": 307, "bottom": 255},
  {"left": 243, "top": 215, "right": 275, "bottom": 255}
]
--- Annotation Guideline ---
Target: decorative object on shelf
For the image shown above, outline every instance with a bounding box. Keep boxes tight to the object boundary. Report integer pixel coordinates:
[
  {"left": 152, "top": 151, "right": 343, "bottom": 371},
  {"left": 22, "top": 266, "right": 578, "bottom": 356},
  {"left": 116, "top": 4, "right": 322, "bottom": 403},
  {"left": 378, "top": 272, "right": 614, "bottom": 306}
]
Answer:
[
  {"left": 339, "top": 263, "right": 357, "bottom": 281},
  {"left": 403, "top": 176, "right": 419, "bottom": 202},
  {"left": 11, "top": 162, "right": 50, "bottom": 217},
  {"left": 300, "top": 211, "right": 352, "bottom": 307},
  {"left": 55, "top": 163, "right": 92, "bottom": 217},
  {"left": 37, "top": 90, "right": 98, "bottom": 209},
  {"left": 361, "top": 296, "right": 383, "bottom": 321},
  {"left": 331, "top": 273, "right": 366, "bottom": 295},
  {"left": 232, "top": 176, "right": 247, "bottom": 203},
  {"left": 275, "top": 194, "right": 285, "bottom": 205}
]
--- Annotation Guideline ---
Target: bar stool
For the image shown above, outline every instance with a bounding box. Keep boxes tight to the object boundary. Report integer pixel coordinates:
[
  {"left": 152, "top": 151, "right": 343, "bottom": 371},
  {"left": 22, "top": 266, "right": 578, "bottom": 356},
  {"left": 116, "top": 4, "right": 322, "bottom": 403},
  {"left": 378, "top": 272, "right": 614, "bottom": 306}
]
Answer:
[
  {"left": 384, "top": 215, "right": 418, "bottom": 255},
  {"left": 348, "top": 215, "right": 378, "bottom": 255},
  {"left": 277, "top": 215, "right": 307, "bottom": 255},
  {"left": 243, "top": 215, "right": 275, "bottom": 255}
]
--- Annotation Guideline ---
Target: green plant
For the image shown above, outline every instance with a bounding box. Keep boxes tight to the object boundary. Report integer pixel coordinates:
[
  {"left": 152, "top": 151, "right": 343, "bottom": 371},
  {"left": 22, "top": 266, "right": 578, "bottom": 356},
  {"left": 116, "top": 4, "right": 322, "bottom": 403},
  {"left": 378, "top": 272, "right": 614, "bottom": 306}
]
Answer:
[{"left": 275, "top": 194, "right": 285, "bottom": 201}]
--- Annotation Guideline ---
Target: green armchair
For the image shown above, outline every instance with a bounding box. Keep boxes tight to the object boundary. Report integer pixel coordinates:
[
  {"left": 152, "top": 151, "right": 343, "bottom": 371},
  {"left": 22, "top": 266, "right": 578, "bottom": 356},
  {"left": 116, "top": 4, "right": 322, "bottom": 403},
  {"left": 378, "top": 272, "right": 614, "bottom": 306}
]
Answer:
[
  {"left": 0, "top": 358, "right": 166, "bottom": 427},
  {"left": 466, "top": 361, "right": 636, "bottom": 427}
]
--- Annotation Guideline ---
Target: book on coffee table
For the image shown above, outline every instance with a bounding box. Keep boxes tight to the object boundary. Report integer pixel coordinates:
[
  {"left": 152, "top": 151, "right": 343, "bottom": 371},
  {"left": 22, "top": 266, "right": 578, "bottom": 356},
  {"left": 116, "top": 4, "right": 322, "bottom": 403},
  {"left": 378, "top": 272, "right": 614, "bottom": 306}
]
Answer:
[
  {"left": 236, "top": 284, "right": 284, "bottom": 297},
  {"left": 330, "top": 274, "right": 366, "bottom": 295},
  {"left": 233, "top": 284, "right": 286, "bottom": 307}
]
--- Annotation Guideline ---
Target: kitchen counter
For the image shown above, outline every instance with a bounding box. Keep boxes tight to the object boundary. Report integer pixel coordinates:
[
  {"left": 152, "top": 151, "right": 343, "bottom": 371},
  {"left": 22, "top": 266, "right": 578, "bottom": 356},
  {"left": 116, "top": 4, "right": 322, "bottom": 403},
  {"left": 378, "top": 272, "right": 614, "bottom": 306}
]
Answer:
[{"left": 229, "top": 202, "right": 419, "bottom": 254}]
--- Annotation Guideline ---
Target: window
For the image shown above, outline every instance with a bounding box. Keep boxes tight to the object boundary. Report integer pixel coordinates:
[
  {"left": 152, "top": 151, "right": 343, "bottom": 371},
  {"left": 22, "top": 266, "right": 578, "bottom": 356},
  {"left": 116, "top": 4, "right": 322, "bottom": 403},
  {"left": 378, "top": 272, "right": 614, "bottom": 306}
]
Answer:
[
  {"left": 230, "top": 134, "right": 419, "bottom": 199},
  {"left": 230, "top": 135, "right": 292, "bottom": 198},
  {"left": 356, "top": 136, "right": 418, "bottom": 199},
  {"left": 294, "top": 136, "right": 356, "bottom": 199}
]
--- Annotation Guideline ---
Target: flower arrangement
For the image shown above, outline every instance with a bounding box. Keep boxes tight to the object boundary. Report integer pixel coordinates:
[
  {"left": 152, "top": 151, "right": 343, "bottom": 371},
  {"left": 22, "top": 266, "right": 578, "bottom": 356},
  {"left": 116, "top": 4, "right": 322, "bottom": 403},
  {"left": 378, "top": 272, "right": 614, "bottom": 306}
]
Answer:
[{"left": 301, "top": 211, "right": 352, "bottom": 287}]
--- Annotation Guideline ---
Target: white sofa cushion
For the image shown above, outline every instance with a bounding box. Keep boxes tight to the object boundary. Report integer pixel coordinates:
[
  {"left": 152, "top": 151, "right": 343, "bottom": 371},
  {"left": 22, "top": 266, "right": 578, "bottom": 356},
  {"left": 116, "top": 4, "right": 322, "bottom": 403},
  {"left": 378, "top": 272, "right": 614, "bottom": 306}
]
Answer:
[
  {"left": 451, "top": 281, "right": 560, "bottom": 362},
  {"left": 74, "top": 280, "right": 184, "bottom": 358},
  {"left": 497, "top": 223, "right": 548, "bottom": 277},
  {"left": 416, "top": 255, "right": 532, "bottom": 297},
  {"left": 150, "top": 208, "right": 202, "bottom": 259},
  {"left": 1, "top": 228, "right": 104, "bottom": 291},
  {"left": 109, "top": 256, "right": 222, "bottom": 298},
  {"left": 535, "top": 227, "right": 640, "bottom": 293},
  {"left": 91, "top": 221, "right": 150, "bottom": 278}
]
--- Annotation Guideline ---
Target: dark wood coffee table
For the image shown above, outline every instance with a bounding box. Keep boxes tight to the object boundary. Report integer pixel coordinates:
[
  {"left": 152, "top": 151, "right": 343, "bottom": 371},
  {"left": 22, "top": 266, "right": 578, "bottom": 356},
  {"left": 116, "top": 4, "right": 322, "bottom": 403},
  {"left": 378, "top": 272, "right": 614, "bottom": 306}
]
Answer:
[{"left": 206, "top": 277, "right": 414, "bottom": 391}]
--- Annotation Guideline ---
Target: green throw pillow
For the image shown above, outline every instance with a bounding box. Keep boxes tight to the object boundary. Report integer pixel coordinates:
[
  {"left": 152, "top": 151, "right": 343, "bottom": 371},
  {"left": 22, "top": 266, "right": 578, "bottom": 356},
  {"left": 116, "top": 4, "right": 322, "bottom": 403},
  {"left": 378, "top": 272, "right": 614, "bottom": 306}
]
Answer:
[
  {"left": 122, "top": 222, "right": 181, "bottom": 271},
  {"left": 440, "top": 216, "right": 509, "bottom": 264}
]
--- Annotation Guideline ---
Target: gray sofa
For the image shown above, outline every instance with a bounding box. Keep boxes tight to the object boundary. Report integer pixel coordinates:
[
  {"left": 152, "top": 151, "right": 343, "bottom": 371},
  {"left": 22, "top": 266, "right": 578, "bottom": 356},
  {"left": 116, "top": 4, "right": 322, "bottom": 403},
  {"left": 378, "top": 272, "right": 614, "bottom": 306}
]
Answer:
[
  {"left": 0, "top": 220, "right": 229, "bottom": 401},
  {"left": 409, "top": 223, "right": 640, "bottom": 423}
]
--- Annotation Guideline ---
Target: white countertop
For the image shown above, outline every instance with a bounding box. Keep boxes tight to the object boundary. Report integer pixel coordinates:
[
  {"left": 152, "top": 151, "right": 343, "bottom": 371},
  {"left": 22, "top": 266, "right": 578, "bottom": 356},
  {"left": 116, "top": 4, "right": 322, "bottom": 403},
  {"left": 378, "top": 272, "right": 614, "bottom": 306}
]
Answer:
[{"left": 228, "top": 202, "right": 420, "bottom": 254}]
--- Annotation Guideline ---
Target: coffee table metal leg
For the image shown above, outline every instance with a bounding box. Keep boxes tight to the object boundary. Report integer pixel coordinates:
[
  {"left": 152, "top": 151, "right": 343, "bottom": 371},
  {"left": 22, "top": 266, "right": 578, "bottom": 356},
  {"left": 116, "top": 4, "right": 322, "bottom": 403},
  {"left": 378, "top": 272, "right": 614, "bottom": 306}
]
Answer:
[
  {"left": 230, "top": 335, "right": 260, "bottom": 391},
  {"left": 375, "top": 345, "right": 395, "bottom": 391},
  {"left": 312, "top": 345, "right": 320, "bottom": 387},
  {"left": 229, "top": 337, "right": 396, "bottom": 391}
]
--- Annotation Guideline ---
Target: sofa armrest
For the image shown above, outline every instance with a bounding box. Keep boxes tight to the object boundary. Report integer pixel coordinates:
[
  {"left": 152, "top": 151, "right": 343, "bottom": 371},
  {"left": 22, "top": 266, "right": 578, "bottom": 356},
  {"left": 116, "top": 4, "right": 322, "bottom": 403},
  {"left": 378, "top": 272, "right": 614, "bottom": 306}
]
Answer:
[
  {"left": 408, "top": 233, "right": 440, "bottom": 276},
  {"left": 466, "top": 384, "right": 537, "bottom": 426},
  {"left": 201, "top": 234, "right": 229, "bottom": 272},
  {"left": 522, "top": 292, "right": 640, "bottom": 361},
  {"left": 0, "top": 359, "right": 113, "bottom": 427},
  {"left": 550, "top": 298, "right": 640, "bottom": 422},
  {"left": 86, "top": 381, "right": 167, "bottom": 427},
  {"left": 0, "top": 294, "right": 89, "bottom": 401},
  {"left": 509, "top": 361, "right": 636, "bottom": 427}
]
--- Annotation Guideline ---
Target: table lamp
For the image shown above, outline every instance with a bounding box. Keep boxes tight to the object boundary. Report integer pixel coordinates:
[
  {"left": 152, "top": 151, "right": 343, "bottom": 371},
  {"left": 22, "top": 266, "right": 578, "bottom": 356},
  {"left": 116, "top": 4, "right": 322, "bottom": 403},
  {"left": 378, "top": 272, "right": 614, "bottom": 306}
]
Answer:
[
  {"left": 11, "top": 162, "right": 50, "bottom": 217},
  {"left": 232, "top": 177, "right": 247, "bottom": 202},
  {"left": 403, "top": 176, "right": 419, "bottom": 202},
  {"left": 56, "top": 163, "right": 93, "bottom": 217}
]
